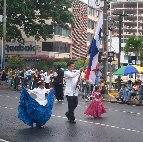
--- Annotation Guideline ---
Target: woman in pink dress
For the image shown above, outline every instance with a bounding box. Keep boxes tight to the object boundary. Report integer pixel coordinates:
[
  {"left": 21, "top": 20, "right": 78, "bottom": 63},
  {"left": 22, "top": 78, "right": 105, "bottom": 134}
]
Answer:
[{"left": 84, "top": 86, "right": 106, "bottom": 118}]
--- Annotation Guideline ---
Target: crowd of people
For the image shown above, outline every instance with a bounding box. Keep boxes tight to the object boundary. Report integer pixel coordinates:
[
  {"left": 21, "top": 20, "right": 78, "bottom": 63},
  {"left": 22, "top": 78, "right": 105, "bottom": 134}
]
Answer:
[
  {"left": 2, "top": 61, "right": 143, "bottom": 128},
  {"left": 0, "top": 66, "right": 106, "bottom": 101},
  {"left": 0, "top": 62, "right": 107, "bottom": 127},
  {"left": 116, "top": 80, "right": 143, "bottom": 105}
]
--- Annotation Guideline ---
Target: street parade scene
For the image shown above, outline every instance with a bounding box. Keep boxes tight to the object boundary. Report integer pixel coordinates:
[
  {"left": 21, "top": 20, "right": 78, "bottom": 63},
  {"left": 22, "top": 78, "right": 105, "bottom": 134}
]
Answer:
[{"left": 1, "top": 0, "right": 143, "bottom": 142}]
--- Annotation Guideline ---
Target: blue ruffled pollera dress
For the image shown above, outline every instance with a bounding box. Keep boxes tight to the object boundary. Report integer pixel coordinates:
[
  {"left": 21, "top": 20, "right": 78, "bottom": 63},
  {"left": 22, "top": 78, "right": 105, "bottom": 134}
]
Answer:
[{"left": 18, "top": 87, "right": 55, "bottom": 127}]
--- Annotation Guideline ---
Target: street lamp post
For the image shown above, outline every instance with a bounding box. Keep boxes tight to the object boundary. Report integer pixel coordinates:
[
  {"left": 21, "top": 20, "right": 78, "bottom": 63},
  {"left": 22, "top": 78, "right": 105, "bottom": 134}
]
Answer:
[
  {"left": 112, "top": 13, "right": 128, "bottom": 91},
  {"left": 1, "top": 0, "right": 6, "bottom": 70},
  {"left": 108, "top": 51, "right": 115, "bottom": 91},
  {"left": 102, "top": 0, "right": 108, "bottom": 81}
]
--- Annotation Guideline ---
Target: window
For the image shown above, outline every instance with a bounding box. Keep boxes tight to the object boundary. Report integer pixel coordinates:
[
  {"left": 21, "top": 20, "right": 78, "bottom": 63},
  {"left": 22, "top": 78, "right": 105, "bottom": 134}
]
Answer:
[
  {"left": 88, "top": 7, "right": 94, "bottom": 16},
  {"left": 54, "top": 26, "right": 71, "bottom": 37},
  {"left": 88, "top": 20, "right": 95, "bottom": 29},
  {"left": 124, "top": 55, "right": 128, "bottom": 60},
  {"left": 87, "top": 33, "right": 93, "bottom": 42},
  {"left": 42, "top": 42, "right": 53, "bottom": 51},
  {"left": 42, "top": 42, "right": 70, "bottom": 53}
]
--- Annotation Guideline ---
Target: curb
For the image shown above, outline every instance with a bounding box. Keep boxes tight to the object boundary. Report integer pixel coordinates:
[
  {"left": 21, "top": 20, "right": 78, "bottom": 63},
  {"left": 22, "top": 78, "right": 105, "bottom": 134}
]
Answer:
[{"left": 103, "top": 99, "right": 143, "bottom": 106}]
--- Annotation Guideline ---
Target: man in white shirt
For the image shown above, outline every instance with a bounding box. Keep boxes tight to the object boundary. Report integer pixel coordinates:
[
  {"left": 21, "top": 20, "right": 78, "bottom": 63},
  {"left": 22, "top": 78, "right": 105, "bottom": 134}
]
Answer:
[
  {"left": 64, "top": 61, "right": 83, "bottom": 124},
  {"left": 44, "top": 71, "right": 50, "bottom": 89}
]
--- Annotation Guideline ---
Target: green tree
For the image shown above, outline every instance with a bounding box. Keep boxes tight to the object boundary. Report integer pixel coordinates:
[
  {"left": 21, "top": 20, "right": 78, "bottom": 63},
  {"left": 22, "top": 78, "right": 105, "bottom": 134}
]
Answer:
[
  {"left": 7, "top": 56, "right": 26, "bottom": 69},
  {"left": 75, "top": 59, "right": 88, "bottom": 70},
  {"left": 53, "top": 61, "right": 67, "bottom": 70},
  {"left": 124, "top": 35, "right": 143, "bottom": 65},
  {"left": 0, "top": 0, "right": 73, "bottom": 42}
]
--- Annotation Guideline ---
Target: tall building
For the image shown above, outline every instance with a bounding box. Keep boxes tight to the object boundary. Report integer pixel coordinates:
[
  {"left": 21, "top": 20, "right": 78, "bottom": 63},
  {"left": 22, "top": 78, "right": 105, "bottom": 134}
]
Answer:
[{"left": 110, "top": 0, "right": 143, "bottom": 65}]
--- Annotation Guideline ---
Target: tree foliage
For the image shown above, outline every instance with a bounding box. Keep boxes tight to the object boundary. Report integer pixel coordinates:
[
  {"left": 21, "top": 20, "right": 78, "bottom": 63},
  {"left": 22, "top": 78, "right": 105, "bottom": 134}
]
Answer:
[
  {"left": 7, "top": 56, "right": 26, "bottom": 69},
  {"left": 0, "top": 0, "right": 73, "bottom": 42},
  {"left": 33, "top": 59, "right": 68, "bottom": 71},
  {"left": 124, "top": 35, "right": 143, "bottom": 64},
  {"left": 75, "top": 59, "right": 88, "bottom": 69}
]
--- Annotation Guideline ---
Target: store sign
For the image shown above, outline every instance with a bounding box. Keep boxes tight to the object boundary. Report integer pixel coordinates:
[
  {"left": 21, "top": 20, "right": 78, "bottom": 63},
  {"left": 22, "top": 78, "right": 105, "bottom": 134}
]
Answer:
[{"left": 5, "top": 41, "right": 36, "bottom": 55}]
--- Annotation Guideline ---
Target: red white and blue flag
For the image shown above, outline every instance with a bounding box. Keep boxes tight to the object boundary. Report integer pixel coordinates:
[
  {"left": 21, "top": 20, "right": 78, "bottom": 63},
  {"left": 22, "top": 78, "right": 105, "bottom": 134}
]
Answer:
[{"left": 85, "top": 12, "right": 103, "bottom": 84}]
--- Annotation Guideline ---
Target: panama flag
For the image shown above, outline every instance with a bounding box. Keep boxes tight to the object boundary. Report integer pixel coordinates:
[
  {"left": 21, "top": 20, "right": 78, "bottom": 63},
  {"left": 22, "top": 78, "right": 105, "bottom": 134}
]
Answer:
[{"left": 85, "top": 12, "right": 103, "bottom": 84}]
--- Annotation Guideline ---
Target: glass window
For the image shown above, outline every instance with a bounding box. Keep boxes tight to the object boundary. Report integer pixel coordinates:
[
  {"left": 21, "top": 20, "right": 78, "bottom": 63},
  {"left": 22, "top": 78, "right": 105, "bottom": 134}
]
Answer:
[
  {"left": 88, "top": 7, "right": 94, "bottom": 16},
  {"left": 124, "top": 55, "right": 128, "bottom": 60},
  {"left": 87, "top": 33, "right": 93, "bottom": 42},
  {"left": 54, "top": 26, "right": 71, "bottom": 37},
  {"left": 88, "top": 20, "right": 95, "bottom": 29}
]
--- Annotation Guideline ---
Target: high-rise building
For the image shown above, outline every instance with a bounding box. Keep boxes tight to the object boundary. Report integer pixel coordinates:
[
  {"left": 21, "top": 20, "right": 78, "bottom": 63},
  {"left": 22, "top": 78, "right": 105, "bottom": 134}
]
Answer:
[{"left": 110, "top": 0, "right": 143, "bottom": 65}]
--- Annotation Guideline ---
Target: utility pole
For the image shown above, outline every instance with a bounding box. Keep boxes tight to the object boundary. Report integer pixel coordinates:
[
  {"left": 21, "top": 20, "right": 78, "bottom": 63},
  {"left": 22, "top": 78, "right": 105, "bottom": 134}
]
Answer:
[
  {"left": 113, "top": 13, "right": 128, "bottom": 91},
  {"left": 1, "top": 0, "right": 6, "bottom": 70},
  {"left": 102, "top": 0, "right": 108, "bottom": 81}
]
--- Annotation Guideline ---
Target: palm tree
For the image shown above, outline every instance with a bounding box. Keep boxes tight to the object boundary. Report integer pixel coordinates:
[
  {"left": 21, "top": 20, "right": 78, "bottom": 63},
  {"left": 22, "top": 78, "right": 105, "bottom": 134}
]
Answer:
[{"left": 124, "top": 35, "right": 143, "bottom": 66}]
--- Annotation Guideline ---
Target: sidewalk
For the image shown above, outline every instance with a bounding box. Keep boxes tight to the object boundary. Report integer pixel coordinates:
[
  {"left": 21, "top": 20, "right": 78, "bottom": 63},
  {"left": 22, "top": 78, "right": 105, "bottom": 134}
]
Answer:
[{"left": 103, "top": 94, "right": 143, "bottom": 106}]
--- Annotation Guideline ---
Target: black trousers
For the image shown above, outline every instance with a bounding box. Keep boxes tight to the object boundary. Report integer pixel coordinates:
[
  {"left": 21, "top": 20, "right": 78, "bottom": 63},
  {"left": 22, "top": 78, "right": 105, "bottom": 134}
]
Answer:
[
  {"left": 55, "top": 83, "right": 64, "bottom": 100},
  {"left": 45, "top": 83, "right": 49, "bottom": 89},
  {"left": 66, "top": 96, "right": 78, "bottom": 121}
]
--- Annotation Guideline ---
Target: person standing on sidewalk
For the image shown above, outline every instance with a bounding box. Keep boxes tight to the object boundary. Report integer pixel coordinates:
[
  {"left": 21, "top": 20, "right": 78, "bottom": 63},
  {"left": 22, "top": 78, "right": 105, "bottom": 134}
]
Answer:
[
  {"left": 64, "top": 61, "right": 83, "bottom": 124},
  {"left": 55, "top": 65, "right": 64, "bottom": 101},
  {"left": 137, "top": 80, "right": 143, "bottom": 106}
]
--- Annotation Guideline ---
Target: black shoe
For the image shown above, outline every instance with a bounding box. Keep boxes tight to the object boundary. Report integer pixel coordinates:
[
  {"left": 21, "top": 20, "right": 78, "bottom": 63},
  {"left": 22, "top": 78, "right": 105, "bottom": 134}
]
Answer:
[
  {"left": 36, "top": 124, "right": 43, "bottom": 128},
  {"left": 69, "top": 120, "right": 76, "bottom": 124},
  {"left": 65, "top": 112, "right": 70, "bottom": 120}
]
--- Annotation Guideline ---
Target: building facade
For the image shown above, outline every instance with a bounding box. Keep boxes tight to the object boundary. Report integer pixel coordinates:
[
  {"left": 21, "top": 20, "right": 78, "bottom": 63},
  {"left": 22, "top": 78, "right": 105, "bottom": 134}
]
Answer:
[
  {"left": 0, "top": 0, "right": 99, "bottom": 60},
  {"left": 110, "top": 0, "right": 143, "bottom": 65}
]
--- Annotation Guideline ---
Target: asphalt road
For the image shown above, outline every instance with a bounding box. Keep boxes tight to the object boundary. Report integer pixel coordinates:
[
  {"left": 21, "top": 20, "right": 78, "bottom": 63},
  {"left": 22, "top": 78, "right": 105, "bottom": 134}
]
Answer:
[{"left": 0, "top": 89, "right": 143, "bottom": 142}]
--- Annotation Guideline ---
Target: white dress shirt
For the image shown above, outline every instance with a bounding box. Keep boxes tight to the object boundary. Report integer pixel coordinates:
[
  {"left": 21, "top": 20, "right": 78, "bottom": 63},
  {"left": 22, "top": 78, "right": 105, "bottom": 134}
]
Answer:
[
  {"left": 44, "top": 72, "right": 50, "bottom": 83},
  {"left": 28, "top": 87, "right": 50, "bottom": 106},
  {"left": 64, "top": 70, "right": 80, "bottom": 96}
]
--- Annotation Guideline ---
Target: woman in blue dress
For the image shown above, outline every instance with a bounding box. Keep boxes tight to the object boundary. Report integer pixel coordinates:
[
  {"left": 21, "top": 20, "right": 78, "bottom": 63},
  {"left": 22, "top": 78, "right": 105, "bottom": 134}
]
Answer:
[{"left": 18, "top": 80, "right": 55, "bottom": 128}]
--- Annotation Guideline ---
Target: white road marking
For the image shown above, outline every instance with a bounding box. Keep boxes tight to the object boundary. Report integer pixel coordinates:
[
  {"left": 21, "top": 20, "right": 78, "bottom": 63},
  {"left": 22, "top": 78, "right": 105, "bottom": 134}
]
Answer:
[
  {"left": 0, "top": 139, "right": 9, "bottom": 142},
  {"left": 101, "top": 124, "right": 105, "bottom": 126},
  {"left": 1, "top": 94, "right": 143, "bottom": 117},
  {"left": 0, "top": 103, "right": 143, "bottom": 135},
  {"left": 52, "top": 115, "right": 143, "bottom": 134}
]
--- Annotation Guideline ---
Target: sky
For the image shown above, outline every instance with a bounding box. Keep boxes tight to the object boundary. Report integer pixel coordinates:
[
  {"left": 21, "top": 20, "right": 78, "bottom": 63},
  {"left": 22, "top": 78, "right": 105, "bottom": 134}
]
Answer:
[{"left": 80, "top": 0, "right": 88, "bottom": 4}]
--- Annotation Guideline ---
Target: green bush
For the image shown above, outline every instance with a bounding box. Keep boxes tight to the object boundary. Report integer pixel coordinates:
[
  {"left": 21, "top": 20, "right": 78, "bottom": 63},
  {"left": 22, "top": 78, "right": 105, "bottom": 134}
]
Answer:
[{"left": 7, "top": 57, "right": 26, "bottom": 69}]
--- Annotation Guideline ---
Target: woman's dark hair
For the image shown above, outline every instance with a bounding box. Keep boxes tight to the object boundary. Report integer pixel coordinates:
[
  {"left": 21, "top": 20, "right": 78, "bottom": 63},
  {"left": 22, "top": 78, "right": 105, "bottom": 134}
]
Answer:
[
  {"left": 67, "top": 61, "right": 75, "bottom": 67},
  {"left": 38, "top": 80, "right": 44, "bottom": 86},
  {"left": 57, "top": 65, "right": 61, "bottom": 69}
]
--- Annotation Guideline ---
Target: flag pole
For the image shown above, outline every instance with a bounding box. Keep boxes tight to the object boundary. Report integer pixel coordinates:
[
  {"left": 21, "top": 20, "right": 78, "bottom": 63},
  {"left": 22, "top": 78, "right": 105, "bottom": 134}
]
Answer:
[{"left": 75, "top": 9, "right": 103, "bottom": 90}]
